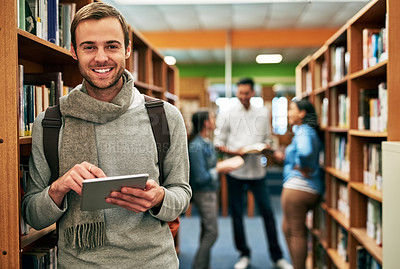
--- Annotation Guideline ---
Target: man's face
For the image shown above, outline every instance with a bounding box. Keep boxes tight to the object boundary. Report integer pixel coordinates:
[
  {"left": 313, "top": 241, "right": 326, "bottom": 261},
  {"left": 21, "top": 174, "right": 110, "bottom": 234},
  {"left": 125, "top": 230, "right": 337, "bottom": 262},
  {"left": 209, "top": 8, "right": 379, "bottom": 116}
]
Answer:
[
  {"left": 71, "top": 17, "right": 131, "bottom": 92},
  {"left": 236, "top": 83, "right": 254, "bottom": 109}
]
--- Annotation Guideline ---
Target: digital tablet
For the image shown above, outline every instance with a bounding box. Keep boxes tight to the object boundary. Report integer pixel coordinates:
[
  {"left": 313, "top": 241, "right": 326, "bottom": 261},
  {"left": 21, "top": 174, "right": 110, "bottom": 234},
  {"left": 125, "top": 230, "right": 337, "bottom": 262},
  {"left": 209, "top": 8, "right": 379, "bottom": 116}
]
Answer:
[{"left": 80, "top": 173, "right": 149, "bottom": 211}]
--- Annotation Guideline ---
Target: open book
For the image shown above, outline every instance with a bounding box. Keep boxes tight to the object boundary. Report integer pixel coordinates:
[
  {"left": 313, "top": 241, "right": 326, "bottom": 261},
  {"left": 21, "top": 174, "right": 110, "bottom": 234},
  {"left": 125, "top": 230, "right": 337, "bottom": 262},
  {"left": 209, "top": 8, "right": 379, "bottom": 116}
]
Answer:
[
  {"left": 216, "top": 156, "right": 245, "bottom": 172},
  {"left": 240, "top": 143, "right": 269, "bottom": 154}
]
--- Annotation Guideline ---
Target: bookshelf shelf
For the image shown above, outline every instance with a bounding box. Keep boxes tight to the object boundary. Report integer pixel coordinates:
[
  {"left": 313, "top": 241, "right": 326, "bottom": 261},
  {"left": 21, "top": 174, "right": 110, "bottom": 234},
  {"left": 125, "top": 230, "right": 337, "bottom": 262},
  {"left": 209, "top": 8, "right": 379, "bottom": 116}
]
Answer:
[
  {"left": 348, "top": 130, "right": 387, "bottom": 138},
  {"left": 328, "top": 77, "right": 348, "bottom": 89},
  {"left": 327, "top": 127, "right": 348, "bottom": 133},
  {"left": 351, "top": 227, "right": 382, "bottom": 264},
  {"left": 350, "top": 182, "right": 382, "bottom": 202},
  {"left": 326, "top": 166, "right": 350, "bottom": 182},
  {"left": 328, "top": 208, "right": 350, "bottom": 230},
  {"left": 349, "top": 60, "right": 387, "bottom": 80},
  {"left": 20, "top": 224, "right": 56, "bottom": 251},
  {"left": 327, "top": 248, "right": 349, "bottom": 269},
  {"left": 19, "top": 137, "right": 32, "bottom": 145},
  {"left": 295, "top": 0, "right": 394, "bottom": 267},
  {"left": 0, "top": 1, "right": 180, "bottom": 267}
]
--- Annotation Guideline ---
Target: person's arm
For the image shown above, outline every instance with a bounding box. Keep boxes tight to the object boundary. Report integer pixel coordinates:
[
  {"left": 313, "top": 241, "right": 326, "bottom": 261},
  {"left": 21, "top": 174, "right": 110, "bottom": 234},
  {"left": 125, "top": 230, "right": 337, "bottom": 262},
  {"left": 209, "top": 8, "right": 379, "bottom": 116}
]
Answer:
[
  {"left": 21, "top": 113, "right": 68, "bottom": 230},
  {"left": 189, "top": 141, "right": 217, "bottom": 187}
]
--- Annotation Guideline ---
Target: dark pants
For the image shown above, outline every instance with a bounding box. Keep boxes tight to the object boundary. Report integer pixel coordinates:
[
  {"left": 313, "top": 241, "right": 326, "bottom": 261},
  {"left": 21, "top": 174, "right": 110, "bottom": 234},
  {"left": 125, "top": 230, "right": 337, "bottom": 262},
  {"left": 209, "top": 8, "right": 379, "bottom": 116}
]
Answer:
[{"left": 227, "top": 174, "right": 283, "bottom": 262}]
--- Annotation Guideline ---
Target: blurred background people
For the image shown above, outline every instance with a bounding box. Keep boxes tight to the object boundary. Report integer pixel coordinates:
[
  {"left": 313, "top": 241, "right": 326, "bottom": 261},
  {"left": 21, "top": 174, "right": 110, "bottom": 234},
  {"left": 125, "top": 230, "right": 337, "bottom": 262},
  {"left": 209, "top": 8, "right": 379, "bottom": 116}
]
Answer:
[
  {"left": 274, "top": 99, "right": 324, "bottom": 269},
  {"left": 214, "top": 78, "right": 292, "bottom": 269}
]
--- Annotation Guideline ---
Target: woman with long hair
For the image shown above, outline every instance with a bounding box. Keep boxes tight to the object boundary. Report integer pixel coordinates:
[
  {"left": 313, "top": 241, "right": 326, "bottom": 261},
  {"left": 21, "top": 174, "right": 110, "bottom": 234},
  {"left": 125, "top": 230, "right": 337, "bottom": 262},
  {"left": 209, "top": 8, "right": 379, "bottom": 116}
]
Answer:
[
  {"left": 274, "top": 99, "right": 324, "bottom": 269},
  {"left": 188, "top": 110, "right": 219, "bottom": 269}
]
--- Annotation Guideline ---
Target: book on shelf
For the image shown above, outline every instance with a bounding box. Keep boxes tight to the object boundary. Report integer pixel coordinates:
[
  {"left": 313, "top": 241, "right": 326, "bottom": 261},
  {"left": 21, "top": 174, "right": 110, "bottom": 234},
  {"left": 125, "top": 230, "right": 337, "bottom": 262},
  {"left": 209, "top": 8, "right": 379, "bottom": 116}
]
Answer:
[
  {"left": 331, "top": 134, "right": 349, "bottom": 174},
  {"left": 366, "top": 198, "right": 382, "bottom": 246},
  {"left": 363, "top": 27, "right": 388, "bottom": 70},
  {"left": 47, "top": 0, "right": 59, "bottom": 45},
  {"left": 24, "top": 72, "right": 64, "bottom": 106},
  {"left": 358, "top": 89, "right": 378, "bottom": 131},
  {"left": 356, "top": 246, "right": 382, "bottom": 269},
  {"left": 337, "top": 181, "right": 349, "bottom": 219},
  {"left": 362, "top": 143, "right": 382, "bottom": 191},
  {"left": 337, "top": 226, "right": 348, "bottom": 262},
  {"left": 330, "top": 46, "right": 347, "bottom": 82},
  {"left": 320, "top": 97, "right": 328, "bottom": 128},
  {"left": 378, "top": 82, "right": 388, "bottom": 132},
  {"left": 338, "top": 94, "right": 349, "bottom": 129},
  {"left": 59, "top": 2, "right": 76, "bottom": 50}
]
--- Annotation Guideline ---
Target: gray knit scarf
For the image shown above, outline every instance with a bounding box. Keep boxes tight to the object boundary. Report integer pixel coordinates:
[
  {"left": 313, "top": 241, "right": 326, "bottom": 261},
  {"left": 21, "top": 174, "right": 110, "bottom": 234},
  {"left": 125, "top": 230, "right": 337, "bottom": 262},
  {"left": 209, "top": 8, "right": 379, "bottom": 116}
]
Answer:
[{"left": 58, "top": 70, "right": 133, "bottom": 252}]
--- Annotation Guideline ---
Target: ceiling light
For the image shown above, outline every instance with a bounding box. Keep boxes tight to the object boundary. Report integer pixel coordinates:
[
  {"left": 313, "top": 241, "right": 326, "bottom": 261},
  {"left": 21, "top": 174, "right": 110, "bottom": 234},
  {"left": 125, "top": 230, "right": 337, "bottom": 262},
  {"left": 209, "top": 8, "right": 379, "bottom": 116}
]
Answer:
[
  {"left": 256, "top": 54, "right": 283, "bottom": 64},
  {"left": 164, "top": 56, "right": 176, "bottom": 65}
]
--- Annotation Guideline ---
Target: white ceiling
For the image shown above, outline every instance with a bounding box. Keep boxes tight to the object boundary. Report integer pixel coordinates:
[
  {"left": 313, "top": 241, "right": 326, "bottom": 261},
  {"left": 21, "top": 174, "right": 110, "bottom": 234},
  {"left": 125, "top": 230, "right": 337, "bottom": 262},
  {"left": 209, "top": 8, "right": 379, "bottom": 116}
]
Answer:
[{"left": 103, "top": 0, "right": 370, "bottom": 64}]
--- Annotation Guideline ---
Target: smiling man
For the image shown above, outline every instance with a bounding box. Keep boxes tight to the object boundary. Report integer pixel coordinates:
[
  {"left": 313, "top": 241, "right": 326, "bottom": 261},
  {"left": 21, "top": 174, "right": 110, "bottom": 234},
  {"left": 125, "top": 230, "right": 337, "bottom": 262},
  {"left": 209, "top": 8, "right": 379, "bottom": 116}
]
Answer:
[{"left": 21, "top": 2, "right": 191, "bottom": 268}]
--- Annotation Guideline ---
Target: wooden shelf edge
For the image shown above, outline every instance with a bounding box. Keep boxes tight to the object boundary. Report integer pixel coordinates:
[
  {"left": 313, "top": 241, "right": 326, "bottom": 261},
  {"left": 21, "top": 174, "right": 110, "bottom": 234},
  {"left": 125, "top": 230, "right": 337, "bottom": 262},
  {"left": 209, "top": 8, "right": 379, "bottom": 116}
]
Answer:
[
  {"left": 349, "top": 129, "right": 387, "bottom": 138},
  {"left": 21, "top": 223, "right": 57, "bottom": 250},
  {"left": 349, "top": 60, "right": 387, "bottom": 80},
  {"left": 350, "top": 182, "right": 382, "bottom": 202},
  {"left": 328, "top": 208, "right": 350, "bottom": 230},
  {"left": 326, "top": 127, "right": 348, "bottom": 133},
  {"left": 327, "top": 248, "right": 350, "bottom": 269},
  {"left": 325, "top": 166, "right": 350, "bottom": 182},
  {"left": 351, "top": 227, "right": 382, "bottom": 265},
  {"left": 19, "top": 137, "right": 32, "bottom": 145}
]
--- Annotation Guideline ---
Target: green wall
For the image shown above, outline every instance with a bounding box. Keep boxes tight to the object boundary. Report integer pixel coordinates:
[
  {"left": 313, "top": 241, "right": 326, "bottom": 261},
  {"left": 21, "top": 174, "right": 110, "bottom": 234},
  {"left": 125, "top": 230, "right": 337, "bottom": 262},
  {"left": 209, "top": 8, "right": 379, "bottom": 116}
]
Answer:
[{"left": 177, "top": 62, "right": 298, "bottom": 81}]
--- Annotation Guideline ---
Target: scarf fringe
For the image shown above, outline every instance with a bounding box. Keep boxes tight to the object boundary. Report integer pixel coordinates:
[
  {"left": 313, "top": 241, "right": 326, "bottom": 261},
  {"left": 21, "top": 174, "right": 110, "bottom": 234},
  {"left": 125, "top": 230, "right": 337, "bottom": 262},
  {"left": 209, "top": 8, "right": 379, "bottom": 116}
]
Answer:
[{"left": 64, "top": 222, "right": 106, "bottom": 252}]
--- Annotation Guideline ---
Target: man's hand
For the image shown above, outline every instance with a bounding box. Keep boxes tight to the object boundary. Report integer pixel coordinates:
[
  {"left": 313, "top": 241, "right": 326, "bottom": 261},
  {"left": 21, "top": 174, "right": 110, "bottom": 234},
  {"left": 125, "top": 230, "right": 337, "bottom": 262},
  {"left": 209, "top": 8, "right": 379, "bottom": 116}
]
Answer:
[
  {"left": 106, "top": 179, "right": 165, "bottom": 213},
  {"left": 49, "top": 161, "right": 106, "bottom": 208}
]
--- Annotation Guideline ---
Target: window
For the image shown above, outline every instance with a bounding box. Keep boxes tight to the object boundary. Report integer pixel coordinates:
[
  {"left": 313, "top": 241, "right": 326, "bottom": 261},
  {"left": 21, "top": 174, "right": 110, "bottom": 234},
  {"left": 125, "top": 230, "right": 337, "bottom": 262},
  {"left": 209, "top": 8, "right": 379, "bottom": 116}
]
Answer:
[{"left": 272, "top": 97, "right": 288, "bottom": 135}]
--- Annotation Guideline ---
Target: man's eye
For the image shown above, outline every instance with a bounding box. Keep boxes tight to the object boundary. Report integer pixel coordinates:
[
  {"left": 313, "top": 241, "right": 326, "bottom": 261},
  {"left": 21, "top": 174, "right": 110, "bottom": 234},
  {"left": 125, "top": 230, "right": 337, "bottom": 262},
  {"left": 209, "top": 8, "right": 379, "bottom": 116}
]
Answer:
[
  {"left": 107, "top": 45, "right": 118, "bottom": 49},
  {"left": 84, "top": 46, "right": 95, "bottom": 50}
]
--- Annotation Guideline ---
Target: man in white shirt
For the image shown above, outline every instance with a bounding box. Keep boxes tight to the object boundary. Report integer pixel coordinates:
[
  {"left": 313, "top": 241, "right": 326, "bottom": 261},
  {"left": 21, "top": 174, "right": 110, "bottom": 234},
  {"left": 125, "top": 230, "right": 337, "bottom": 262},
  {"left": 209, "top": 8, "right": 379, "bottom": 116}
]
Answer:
[{"left": 214, "top": 78, "right": 292, "bottom": 269}]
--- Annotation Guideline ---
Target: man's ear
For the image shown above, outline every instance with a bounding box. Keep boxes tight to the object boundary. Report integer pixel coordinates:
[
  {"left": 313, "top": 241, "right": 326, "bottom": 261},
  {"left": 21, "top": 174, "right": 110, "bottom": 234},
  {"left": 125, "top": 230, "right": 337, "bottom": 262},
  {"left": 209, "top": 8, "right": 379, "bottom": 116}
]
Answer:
[
  {"left": 125, "top": 40, "right": 132, "bottom": 59},
  {"left": 70, "top": 43, "right": 78, "bottom": 60}
]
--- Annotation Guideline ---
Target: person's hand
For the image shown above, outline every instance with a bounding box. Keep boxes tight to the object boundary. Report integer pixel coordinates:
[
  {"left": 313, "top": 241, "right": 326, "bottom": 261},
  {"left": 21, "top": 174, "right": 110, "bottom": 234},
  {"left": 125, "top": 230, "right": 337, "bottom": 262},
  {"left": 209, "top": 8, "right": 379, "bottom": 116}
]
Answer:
[
  {"left": 273, "top": 150, "right": 285, "bottom": 163},
  {"left": 49, "top": 161, "right": 106, "bottom": 207},
  {"left": 106, "top": 179, "right": 165, "bottom": 213},
  {"left": 294, "top": 165, "right": 314, "bottom": 178}
]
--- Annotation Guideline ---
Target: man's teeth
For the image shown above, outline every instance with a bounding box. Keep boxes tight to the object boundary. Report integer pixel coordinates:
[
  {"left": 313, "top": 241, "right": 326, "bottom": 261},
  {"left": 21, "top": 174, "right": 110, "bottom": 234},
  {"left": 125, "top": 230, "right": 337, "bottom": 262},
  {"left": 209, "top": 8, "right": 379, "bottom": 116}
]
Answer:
[{"left": 94, "top": 68, "right": 111, "bottom": 73}]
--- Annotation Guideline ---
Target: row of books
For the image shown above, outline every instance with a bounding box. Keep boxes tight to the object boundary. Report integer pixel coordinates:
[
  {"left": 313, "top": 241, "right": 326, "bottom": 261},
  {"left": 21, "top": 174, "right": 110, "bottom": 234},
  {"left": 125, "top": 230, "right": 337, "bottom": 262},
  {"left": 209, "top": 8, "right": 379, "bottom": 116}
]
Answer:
[
  {"left": 329, "top": 88, "right": 350, "bottom": 129},
  {"left": 366, "top": 198, "right": 382, "bottom": 246},
  {"left": 331, "top": 134, "right": 349, "bottom": 174},
  {"left": 335, "top": 225, "right": 348, "bottom": 262},
  {"left": 356, "top": 246, "right": 382, "bottom": 269},
  {"left": 22, "top": 240, "right": 58, "bottom": 269},
  {"left": 362, "top": 24, "right": 388, "bottom": 70},
  {"left": 20, "top": 162, "right": 31, "bottom": 236},
  {"left": 358, "top": 82, "right": 388, "bottom": 132},
  {"left": 331, "top": 46, "right": 349, "bottom": 83},
  {"left": 18, "top": 0, "right": 76, "bottom": 49},
  {"left": 337, "top": 182, "right": 349, "bottom": 219},
  {"left": 363, "top": 143, "right": 382, "bottom": 191},
  {"left": 18, "top": 65, "right": 71, "bottom": 137},
  {"left": 313, "top": 59, "right": 329, "bottom": 90}
]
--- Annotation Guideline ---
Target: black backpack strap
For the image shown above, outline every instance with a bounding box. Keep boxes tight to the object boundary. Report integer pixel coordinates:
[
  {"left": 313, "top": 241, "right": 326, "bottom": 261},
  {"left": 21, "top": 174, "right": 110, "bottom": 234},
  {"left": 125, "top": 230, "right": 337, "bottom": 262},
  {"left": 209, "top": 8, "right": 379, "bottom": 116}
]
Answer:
[
  {"left": 144, "top": 95, "right": 170, "bottom": 185},
  {"left": 42, "top": 105, "right": 62, "bottom": 185}
]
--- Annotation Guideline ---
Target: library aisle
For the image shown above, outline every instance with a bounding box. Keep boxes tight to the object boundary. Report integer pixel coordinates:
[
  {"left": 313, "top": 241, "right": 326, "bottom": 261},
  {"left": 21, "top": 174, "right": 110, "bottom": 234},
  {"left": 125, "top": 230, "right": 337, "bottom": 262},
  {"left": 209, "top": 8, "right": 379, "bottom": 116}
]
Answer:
[{"left": 178, "top": 195, "right": 292, "bottom": 269}]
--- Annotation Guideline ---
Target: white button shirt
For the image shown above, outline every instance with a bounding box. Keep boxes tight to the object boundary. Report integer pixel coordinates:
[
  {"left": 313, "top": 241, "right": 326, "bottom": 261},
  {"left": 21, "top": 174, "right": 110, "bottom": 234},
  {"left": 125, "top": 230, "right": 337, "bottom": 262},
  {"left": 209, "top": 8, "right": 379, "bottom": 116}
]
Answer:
[{"left": 214, "top": 102, "right": 272, "bottom": 179}]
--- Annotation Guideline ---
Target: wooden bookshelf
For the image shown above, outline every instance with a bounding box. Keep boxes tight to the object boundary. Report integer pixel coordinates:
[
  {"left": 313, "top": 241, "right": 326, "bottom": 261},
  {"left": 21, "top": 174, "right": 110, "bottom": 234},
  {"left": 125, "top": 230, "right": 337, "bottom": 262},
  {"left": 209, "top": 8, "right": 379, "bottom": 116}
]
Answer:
[
  {"left": 295, "top": 0, "right": 398, "bottom": 267},
  {"left": 0, "top": 1, "right": 179, "bottom": 267}
]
